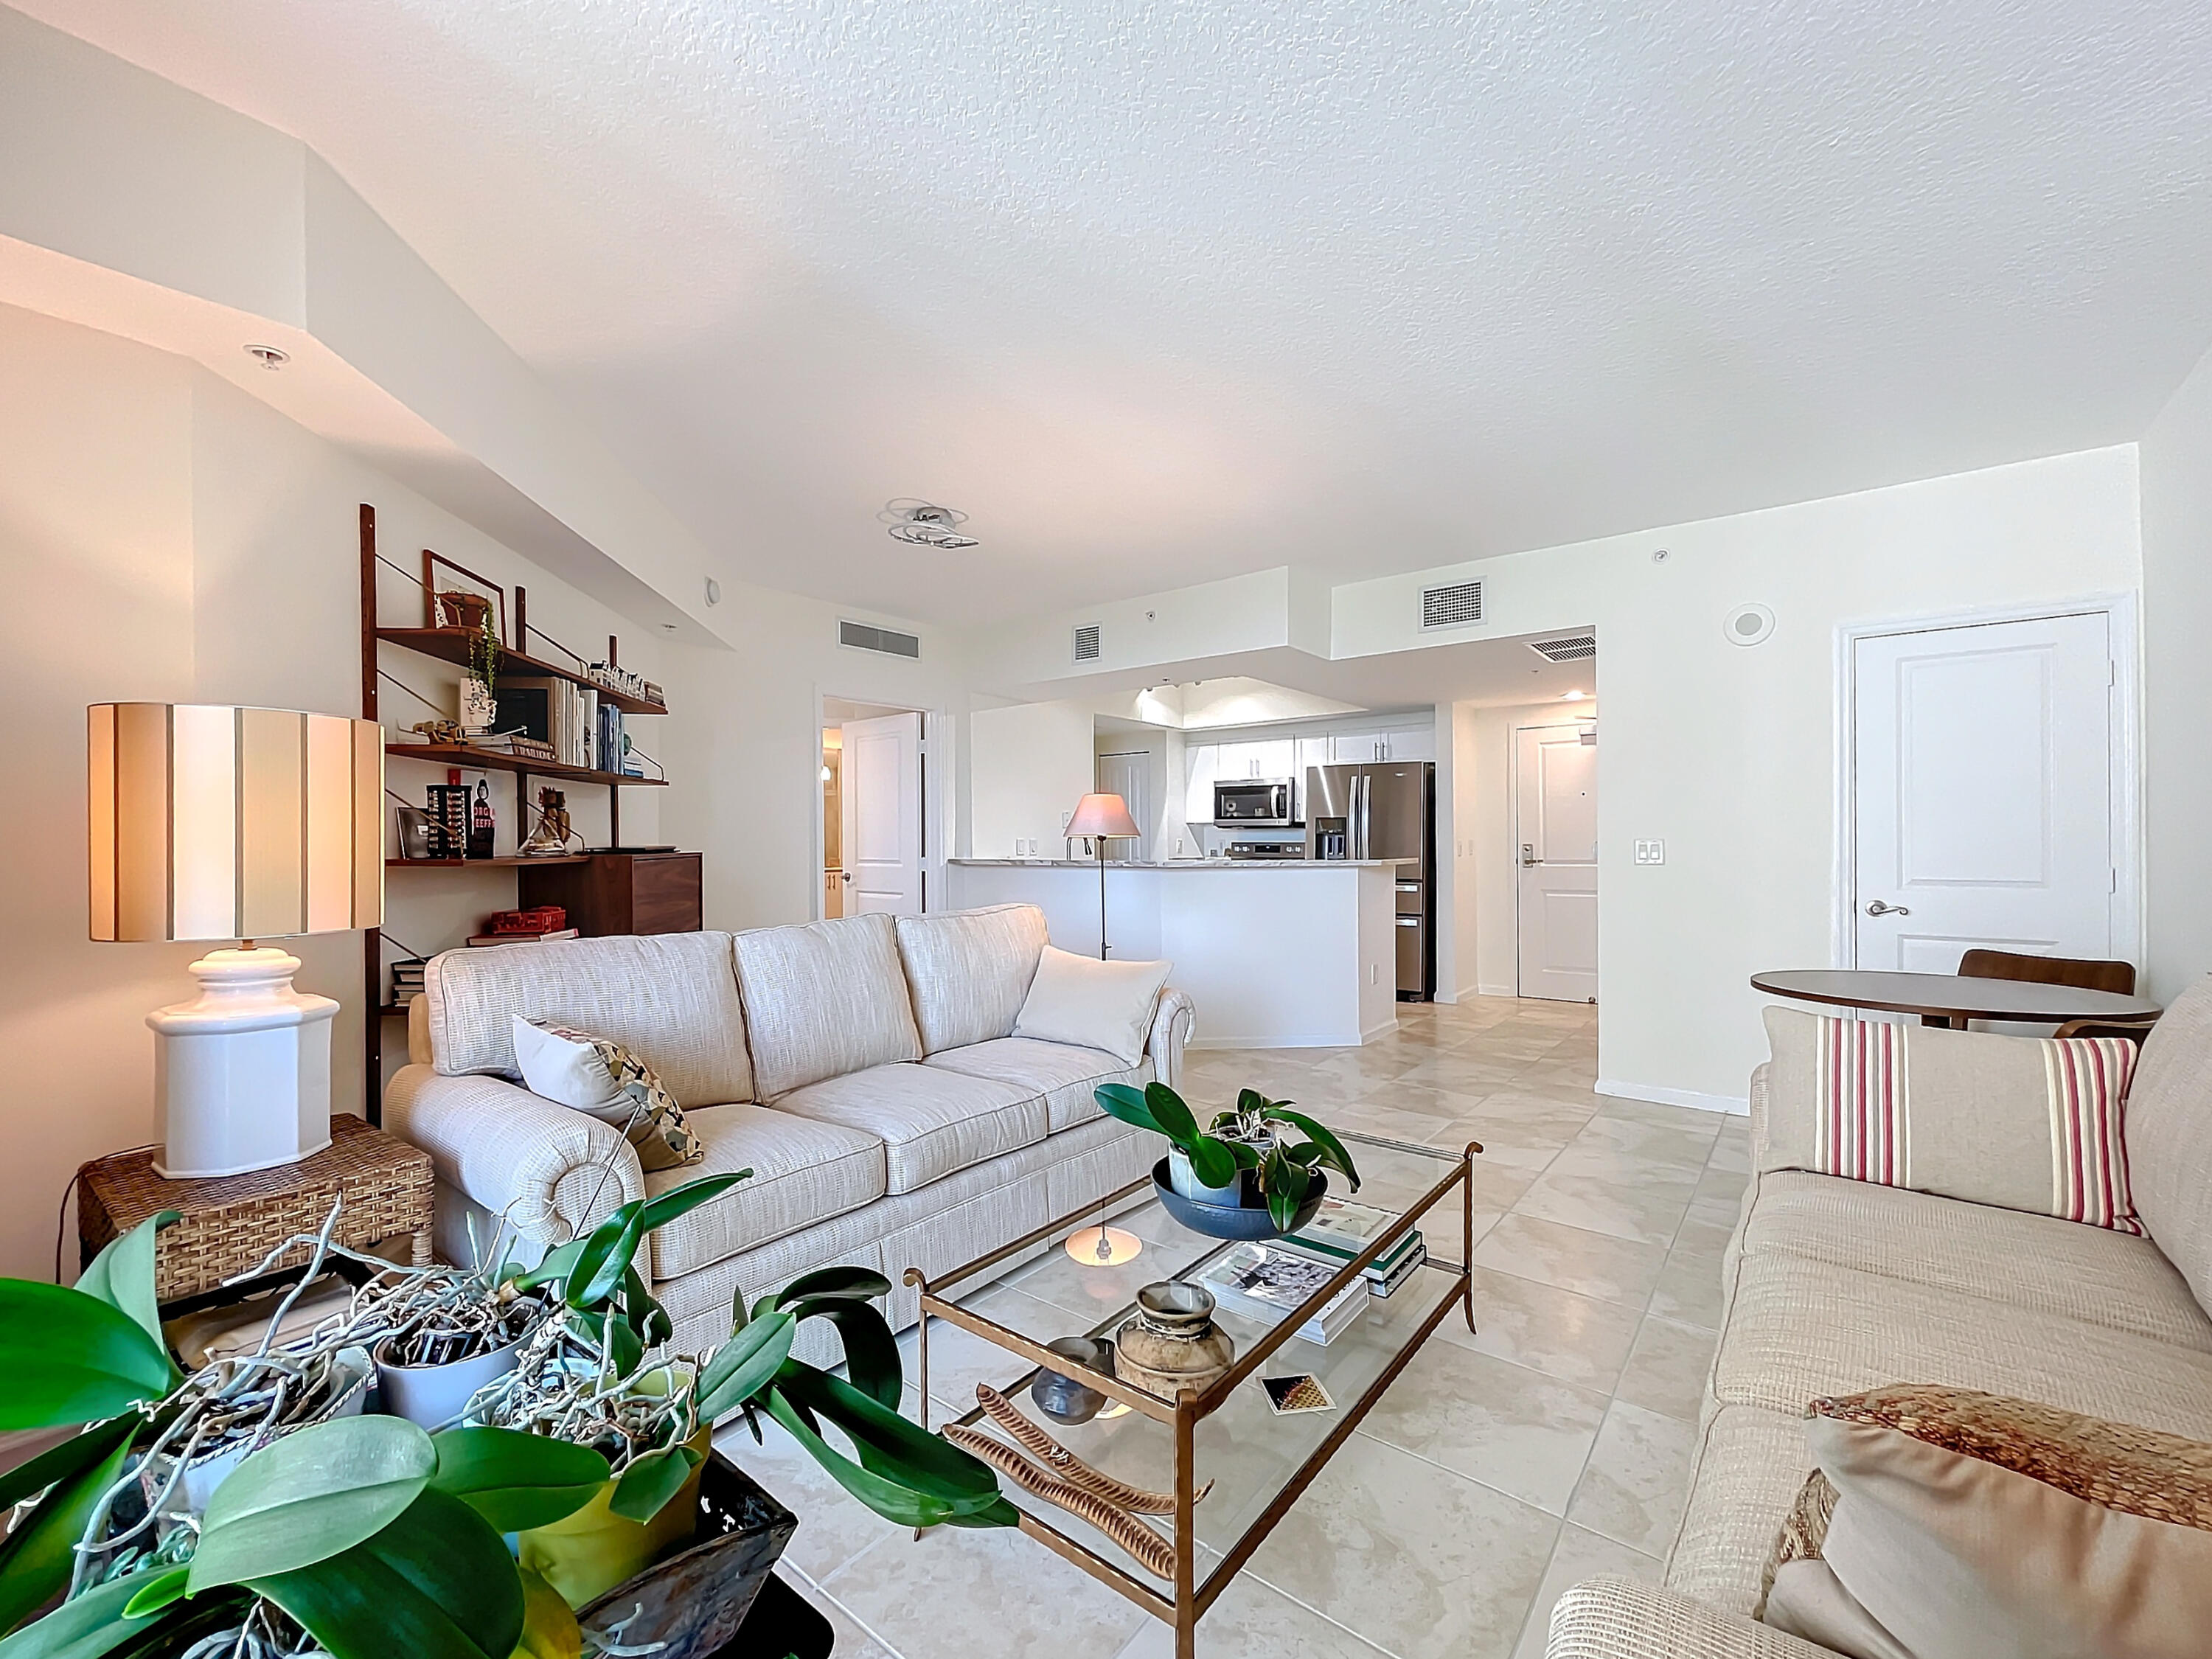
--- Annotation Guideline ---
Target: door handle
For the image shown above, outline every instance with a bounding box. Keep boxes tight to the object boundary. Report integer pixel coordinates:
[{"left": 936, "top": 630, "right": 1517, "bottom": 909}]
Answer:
[
  {"left": 1865, "top": 899, "right": 1908, "bottom": 917},
  {"left": 1396, "top": 917, "right": 1420, "bottom": 927},
  {"left": 1520, "top": 844, "right": 1540, "bottom": 866},
  {"left": 840, "top": 870, "right": 854, "bottom": 885}
]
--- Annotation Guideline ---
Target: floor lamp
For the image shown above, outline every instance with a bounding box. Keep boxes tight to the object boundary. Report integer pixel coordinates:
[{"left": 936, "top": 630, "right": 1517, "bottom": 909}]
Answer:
[{"left": 1066, "top": 792, "right": 1141, "bottom": 959}]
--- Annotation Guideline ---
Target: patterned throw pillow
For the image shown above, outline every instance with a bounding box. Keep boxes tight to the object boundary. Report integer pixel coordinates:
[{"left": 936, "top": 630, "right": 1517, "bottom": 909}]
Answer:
[
  {"left": 1761, "top": 1008, "right": 2143, "bottom": 1232},
  {"left": 510, "top": 1015, "right": 701, "bottom": 1171},
  {"left": 1758, "top": 1385, "right": 2212, "bottom": 1658}
]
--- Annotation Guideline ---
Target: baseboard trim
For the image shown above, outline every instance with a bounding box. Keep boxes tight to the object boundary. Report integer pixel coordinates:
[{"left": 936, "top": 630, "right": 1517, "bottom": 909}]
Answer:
[
  {"left": 1475, "top": 982, "right": 1517, "bottom": 998},
  {"left": 1596, "top": 1079, "right": 1749, "bottom": 1116},
  {"left": 1190, "top": 1033, "right": 1369, "bottom": 1051}
]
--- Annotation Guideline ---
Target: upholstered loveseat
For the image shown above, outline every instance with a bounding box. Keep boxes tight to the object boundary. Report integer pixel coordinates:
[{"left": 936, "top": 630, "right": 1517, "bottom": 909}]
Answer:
[
  {"left": 1548, "top": 981, "right": 2212, "bottom": 1658},
  {"left": 387, "top": 904, "right": 1192, "bottom": 1356}
]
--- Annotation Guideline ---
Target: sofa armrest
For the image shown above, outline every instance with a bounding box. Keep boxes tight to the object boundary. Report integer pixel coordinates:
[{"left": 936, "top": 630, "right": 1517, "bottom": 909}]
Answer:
[
  {"left": 383, "top": 1064, "right": 644, "bottom": 1253},
  {"left": 1546, "top": 1578, "right": 1840, "bottom": 1659},
  {"left": 1147, "top": 987, "right": 1195, "bottom": 1088}
]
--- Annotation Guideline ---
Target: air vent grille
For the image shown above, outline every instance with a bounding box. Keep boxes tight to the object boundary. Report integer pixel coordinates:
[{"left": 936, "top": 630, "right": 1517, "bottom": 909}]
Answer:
[
  {"left": 838, "top": 620, "right": 920, "bottom": 659},
  {"left": 1073, "top": 623, "right": 1102, "bottom": 663},
  {"left": 1421, "top": 581, "right": 1484, "bottom": 630},
  {"left": 1528, "top": 633, "right": 1596, "bottom": 664}
]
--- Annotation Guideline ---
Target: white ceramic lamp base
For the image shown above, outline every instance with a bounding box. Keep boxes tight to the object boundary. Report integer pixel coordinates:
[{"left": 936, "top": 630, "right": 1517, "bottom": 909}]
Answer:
[{"left": 149, "top": 947, "right": 337, "bottom": 1178}]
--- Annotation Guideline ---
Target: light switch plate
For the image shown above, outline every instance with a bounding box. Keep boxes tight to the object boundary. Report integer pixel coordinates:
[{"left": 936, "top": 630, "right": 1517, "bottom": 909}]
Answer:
[{"left": 1633, "top": 838, "right": 1666, "bottom": 865}]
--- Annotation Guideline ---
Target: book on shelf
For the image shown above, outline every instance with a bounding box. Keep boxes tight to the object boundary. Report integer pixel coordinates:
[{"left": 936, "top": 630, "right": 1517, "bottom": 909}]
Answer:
[
  {"left": 1192, "top": 1242, "right": 1368, "bottom": 1345},
  {"left": 465, "top": 927, "right": 581, "bottom": 947},
  {"left": 1271, "top": 1234, "right": 1427, "bottom": 1298},
  {"left": 1283, "top": 1196, "right": 1412, "bottom": 1260}
]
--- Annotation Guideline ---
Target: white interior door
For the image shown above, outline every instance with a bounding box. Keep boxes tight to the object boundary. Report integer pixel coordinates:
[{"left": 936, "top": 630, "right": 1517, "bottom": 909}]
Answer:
[
  {"left": 841, "top": 712, "right": 924, "bottom": 915},
  {"left": 1852, "top": 613, "right": 2117, "bottom": 970},
  {"left": 1096, "top": 751, "right": 1151, "bottom": 862},
  {"left": 1516, "top": 725, "right": 1599, "bottom": 1001}
]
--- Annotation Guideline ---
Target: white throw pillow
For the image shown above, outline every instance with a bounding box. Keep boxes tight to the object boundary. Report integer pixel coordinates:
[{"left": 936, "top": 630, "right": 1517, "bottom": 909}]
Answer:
[
  {"left": 509, "top": 1014, "right": 700, "bottom": 1170},
  {"left": 511, "top": 1014, "right": 625, "bottom": 1112},
  {"left": 1012, "top": 946, "right": 1172, "bottom": 1067}
]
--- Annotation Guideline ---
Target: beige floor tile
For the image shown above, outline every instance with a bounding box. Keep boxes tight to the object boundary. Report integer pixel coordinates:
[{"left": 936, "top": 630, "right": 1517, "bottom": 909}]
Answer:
[
  {"left": 1358, "top": 1344, "right": 1610, "bottom": 1514},
  {"left": 1692, "top": 1162, "right": 1753, "bottom": 1209},
  {"left": 1111, "top": 1572, "right": 1391, "bottom": 1659},
  {"left": 1509, "top": 1526, "right": 1663, "bottom": 1659},
  {"left": 824, "top": 1517, "right": 1154, "bottom": 1659},
  {"left": 1646, "top": 1250, "right": 1726, "bottom": 1331},
  {"left": 1474, "top": 1214, "right": 1668, "bottom": 1310},
  {"left": 1440, "top": 1265, "right": 1644, "bottom": 1392},
  {"left": 1564, "top": 1400, "right": 1699, "bottom": 1556},
  {"left": 712, "top": 1415, "right": 902, "bottom": 1584},
  {"left": 899, "top": 1310, "right": 1046, "bottom": 1414},
  {"left": 1613, "top": 1315, "right": 1718, "bottom": 1423},
  {"left": 1514, "top": 1166, "right": 1697, "bottom": 1247},
  {"left": 1242, "top": 1435, "right": 1559, "bottom": 1659},
  {"left": 772, "top": 1567, "right": 903, "bottom": 1659},
  {"left": 1571, "top": 1113, "right": 1719, "bottom": 1170}
]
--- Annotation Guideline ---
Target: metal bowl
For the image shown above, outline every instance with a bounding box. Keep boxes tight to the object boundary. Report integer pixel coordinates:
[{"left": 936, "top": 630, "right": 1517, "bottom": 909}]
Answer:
[{"left": 1149, "top": 1158, "right": 1327, "bottom": 1241}]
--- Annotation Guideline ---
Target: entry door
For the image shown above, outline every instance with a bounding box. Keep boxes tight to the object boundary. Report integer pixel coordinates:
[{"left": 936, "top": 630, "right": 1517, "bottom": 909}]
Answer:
[
  {"left": 1096, "top": 752, "right": 1151, "bottom": 861},
  {"left": 1516, "top": 725, "right": 1599, "bottom": 1001},
  {"left": 1852, "top": 613, "right": 2115, "bottom": 969},
  {"left": 841, "top": 712, "right": 924, "bottom": 915}
]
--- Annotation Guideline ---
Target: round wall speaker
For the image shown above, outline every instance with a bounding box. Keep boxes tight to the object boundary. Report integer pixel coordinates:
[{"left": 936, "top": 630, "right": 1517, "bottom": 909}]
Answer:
[{"left": 1724, "top": 603, "right": 1775, "bottom": 647}]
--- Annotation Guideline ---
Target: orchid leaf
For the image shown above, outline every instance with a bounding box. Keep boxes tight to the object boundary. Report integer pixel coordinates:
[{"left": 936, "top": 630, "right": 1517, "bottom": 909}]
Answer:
[
  {"left": 1092, "top": 1083, "right": 1161, "bottom": 1134},
  {"left": 1263, "top": 1107, "right": 1362, "bottom": 1191},
  {"left": 607, "top": 1444, "right": 702, "bottom": 1524},
  {"left": 0, "top": 1431, "right": 132, "bottom": 1635},
  {"left": 693, "top": 1312, "right": 796, "bottom": 1422},
  {"left": 74, "top": 1213, "right": 179, "bottom": 1383},
  {"left": 787, "top": 1297, "right": 901, "bottom": 1411},
  {"left": 636, "top": 1172, "right": 750, "bottom": 1235},
  {"left": 428, "top": 1428, "right": 608, "bottom": 1534},
  {"left": 189, "top": 1416, "right": 435, "bottom": 1593},
  {"left": 0, "top": 1284, "right": 174, "bottom": 1430}
]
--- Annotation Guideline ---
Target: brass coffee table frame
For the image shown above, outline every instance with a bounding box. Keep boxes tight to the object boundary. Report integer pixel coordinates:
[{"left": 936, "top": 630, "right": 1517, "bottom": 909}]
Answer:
[{"left": 905, "top": 1130, "right": 1481, "bottom": 1659}]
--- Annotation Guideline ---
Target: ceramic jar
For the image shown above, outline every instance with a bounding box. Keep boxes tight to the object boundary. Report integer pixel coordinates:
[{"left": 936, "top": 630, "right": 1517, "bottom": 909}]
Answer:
[
  {"left": 1030, "top": 1337, "right": 1116, "bottom": 1424},
  {"left": 1115, "top": 1282, "right": 1236, "bottom": 1398}
]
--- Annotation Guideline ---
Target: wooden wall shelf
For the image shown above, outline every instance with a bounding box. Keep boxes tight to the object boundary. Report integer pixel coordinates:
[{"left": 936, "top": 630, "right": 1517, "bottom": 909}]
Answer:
[
  {"left": 375, "top": 627, "right": 668, "bottom": 714},
  {"left": 386, "top": 855, "right": 594, "bottom": 869},
  {"left": 386, "top": 742, "right": 668, "bottom": 787}
]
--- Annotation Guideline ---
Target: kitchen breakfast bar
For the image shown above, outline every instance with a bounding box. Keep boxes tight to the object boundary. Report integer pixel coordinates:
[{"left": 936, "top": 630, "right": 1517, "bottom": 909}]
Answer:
[{"left": 944, "top": 858, "right": 1402, "bottom": 1048}]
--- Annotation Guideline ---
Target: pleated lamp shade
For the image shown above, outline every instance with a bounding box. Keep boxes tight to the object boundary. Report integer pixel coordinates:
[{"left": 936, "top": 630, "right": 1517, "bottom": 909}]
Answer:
[
  {"left": 1067, "top": 793, "right": 1141, "bottom": 840},
  {"left": 88, "top": 703, "right": 384, "bottom": 942}
]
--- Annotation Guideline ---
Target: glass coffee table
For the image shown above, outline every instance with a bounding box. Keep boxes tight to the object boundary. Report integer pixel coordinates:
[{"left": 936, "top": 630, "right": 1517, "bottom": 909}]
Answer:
[{"left": 905, "top": 1130, "right": 1480, "bottom": 1659}]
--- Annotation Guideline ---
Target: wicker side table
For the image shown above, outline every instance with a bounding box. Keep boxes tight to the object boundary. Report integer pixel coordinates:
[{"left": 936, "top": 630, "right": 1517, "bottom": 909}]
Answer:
[{"left": 77, "top": 1114, "right": 434, "bottom": 1303}]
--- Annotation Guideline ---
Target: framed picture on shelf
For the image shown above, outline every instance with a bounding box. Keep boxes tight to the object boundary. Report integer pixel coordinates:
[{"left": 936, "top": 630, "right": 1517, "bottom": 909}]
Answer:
[{"left": 423, "top": 549, "right": 507, "bottom": 644}]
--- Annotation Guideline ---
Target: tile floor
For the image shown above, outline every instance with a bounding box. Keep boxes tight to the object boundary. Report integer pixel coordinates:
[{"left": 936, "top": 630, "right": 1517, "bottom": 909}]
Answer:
[{"left": 720, "top": 996, "right": 1750, "bottom": 1659}]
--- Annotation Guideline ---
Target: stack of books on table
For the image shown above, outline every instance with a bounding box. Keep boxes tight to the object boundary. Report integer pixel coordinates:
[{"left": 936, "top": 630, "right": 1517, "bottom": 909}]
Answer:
[
  {"left": 466, "top": 927, "right": 580, "bottom": 947},
  {"left": 1192, "top": 1242, "right": 1368, "bottom": 1346},
  {"left": 389, "top": 959, "right": 427, "bottom": 1006},
  {"left": 1274, "top": 1197, "right": 1427, "bottom": 1299}
]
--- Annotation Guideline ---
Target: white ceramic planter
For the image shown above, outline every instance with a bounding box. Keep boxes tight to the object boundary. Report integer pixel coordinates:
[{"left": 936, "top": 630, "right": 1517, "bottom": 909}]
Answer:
[
  {"left": 374, "top": 1334, "right": 522, "bottom": 1430},
  {"left": 181, "top": 1346, "right": 372, "bottom": 1512}
]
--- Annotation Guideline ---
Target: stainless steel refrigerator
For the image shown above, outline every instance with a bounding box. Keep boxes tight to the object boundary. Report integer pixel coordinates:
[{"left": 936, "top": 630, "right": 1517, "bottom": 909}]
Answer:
[{"left": 1304, "top": 761, "right": 1434, "bottom": 1000}]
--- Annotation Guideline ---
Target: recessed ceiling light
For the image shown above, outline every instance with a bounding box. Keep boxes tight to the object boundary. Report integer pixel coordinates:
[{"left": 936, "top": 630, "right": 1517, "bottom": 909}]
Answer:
[{"left": 244, "top": 344, "right": 289, "bottom": 370}]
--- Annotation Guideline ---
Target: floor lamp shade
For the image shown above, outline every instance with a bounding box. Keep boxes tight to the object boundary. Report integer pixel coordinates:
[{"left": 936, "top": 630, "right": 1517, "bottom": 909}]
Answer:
[
  {"left": 87, "top": 704, "right": 385, "bottom": 1178},
  {"left": 1068, "top": 793, "right": 1141, "bottom": 959}
]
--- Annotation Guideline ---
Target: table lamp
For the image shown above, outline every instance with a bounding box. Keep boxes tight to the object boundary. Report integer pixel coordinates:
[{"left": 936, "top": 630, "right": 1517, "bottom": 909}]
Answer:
[
  {"left": 1066, "top": 791, "right": 1141, "bottom": 959},
  {"left": 88, "top": 704, "right": 384, "bottom": 1178}
]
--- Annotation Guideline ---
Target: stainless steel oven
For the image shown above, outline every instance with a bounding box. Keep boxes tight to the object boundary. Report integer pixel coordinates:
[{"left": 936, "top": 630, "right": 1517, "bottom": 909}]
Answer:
[{"left": 1211, "top": 777, "right": 1296, "bottom": 827}]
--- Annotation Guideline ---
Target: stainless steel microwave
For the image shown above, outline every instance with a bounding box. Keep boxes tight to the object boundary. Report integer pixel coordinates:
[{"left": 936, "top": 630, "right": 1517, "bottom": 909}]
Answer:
[{"left": 1213, "top": 777, "right": 1296, "bottom": 827}]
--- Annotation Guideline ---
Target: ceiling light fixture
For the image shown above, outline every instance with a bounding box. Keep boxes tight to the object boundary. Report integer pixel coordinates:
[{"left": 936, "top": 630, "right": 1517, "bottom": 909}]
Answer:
[
  {"left": 1562, "top": 690, "right": 1587, "bottom": 700},
  {"left": 243, "top": 344, "right": 289, "bottom": 370},
  {"left": 880, "top": 499, "right": 978, "bottom": 549}
]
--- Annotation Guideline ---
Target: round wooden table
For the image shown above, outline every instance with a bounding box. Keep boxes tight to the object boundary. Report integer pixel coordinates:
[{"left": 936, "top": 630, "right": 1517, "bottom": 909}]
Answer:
[{"left": 1750, "top": 969, "right": 2161, "bottom": 1030}]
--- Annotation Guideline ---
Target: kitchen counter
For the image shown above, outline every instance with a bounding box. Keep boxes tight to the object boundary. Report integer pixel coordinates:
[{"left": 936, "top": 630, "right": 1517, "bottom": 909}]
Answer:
[{"left": 945, "top": 858, "right": 1400, "bottom": 1048}]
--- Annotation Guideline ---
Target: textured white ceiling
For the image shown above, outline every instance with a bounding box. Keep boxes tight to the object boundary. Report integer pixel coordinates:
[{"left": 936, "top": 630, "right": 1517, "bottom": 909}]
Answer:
[{"left": 24, "top": 1, "right": 2212, "bottom": 622}]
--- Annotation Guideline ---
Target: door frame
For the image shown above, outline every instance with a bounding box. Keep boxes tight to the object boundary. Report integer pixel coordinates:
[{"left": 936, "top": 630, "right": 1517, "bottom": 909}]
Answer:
[
  {"left": 1510, "top": 718, "right": 1601, "bottom": 1001},
  {"left": 1829, "top": 593, "right": 2142, "bottom": 970},
  {"left": 813, "top": 688, "right": 954, "bottom": 921}
]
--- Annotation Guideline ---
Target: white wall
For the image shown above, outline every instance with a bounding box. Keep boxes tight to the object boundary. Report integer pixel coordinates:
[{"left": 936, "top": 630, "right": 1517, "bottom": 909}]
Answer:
[
  {"left": 2140, "top": 339, "right": 2212, "bottom": 1003},
  {"left": 967, "top": 700, "right": 1097, "bottom": 858}
]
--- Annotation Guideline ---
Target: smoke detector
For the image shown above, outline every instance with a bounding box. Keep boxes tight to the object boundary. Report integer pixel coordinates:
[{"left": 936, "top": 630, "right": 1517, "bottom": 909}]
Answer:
[
  {"left": 243, "top": 344, "right": 290, "bottom": 370},
  {"left": 880, "top": 499, "right": 978, "bottom": 549}
]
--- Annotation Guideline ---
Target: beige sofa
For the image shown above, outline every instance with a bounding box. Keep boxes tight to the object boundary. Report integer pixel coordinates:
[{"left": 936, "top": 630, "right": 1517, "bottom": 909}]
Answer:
[
  {"left": 387, "top": 904, "right": 1193, "bottom": 1356},
  {"left": 1549, "top": 981, "right": 2212, "bottom": 1658}
]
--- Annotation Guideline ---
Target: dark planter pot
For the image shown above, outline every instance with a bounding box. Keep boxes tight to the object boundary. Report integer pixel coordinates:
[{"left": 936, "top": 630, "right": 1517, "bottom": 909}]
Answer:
[
  {"left": 1150, "top": 1157, "right": 1327, "bottom": 1241},
  {"left": 575, "top": 1450, "right": 797, "bottom": 1659}
]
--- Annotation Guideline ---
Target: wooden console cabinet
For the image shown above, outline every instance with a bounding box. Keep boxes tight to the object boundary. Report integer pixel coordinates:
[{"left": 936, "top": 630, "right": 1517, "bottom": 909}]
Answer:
[{"left": 519, "top": 851, "right": 702, "bottom": 936}]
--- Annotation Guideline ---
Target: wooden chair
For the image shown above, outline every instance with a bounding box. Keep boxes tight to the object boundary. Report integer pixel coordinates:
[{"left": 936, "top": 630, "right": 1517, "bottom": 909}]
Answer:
[{"left": 1955, "top": 947, "right": 2136, "bottom": 997}]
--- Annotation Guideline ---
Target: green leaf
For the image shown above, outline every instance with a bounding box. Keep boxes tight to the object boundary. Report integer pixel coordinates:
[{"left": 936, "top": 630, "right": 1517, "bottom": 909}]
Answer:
[
  {"left": 1236, "top": 1088, "right": 1270, "bottom": 1118},
  {"left": 693, "top": 1312, "right": 796, "bottom": 1423},
  {"left": 0, "top": 1432, "right": 132, "bottom": 1635},
  {"left": 512, "top": 1239, "right": 585, "bottom": 1294},
  {"left": 250, "top": 1486, "right": 522, "bottom": 1659},
  {"left": 74, "top": 1214, "right": 179, "bottom": 1380},
  {"left": 760, "top": 1393, "right": 1004, "bottom": 1531},
  {"left": 116, "top": 1569, "right": 187, "bottom": 1621},
  {"left": 1263, "top": 1107, "right": 1361, "bottom": 1192},
  {"left": 635, "top": 1172, "right": 750, "bottom": 1235},
  {"left": 0, "top": 1417, "right": 136, "bottom": 1516},
  {"left": 1141, "top": 1082, "right": 1202, "bottom": 1145},
  {"left": 0, "top": 1284, "right": 174, "bottom": 1430},
  {"left": 1091, "top": 1083, "right": 1162, "bottom": 1135},
  {"left": 189, "top": 1416, "right": 435, "bottom": 1593},
  {"left": 1225, "top": 1138, "right": 1265, "bottom": 1170},
  {"left": 768, "top": 1365, "right": 998, "bottom": 1504},
  {"left": 606, "top": 1444, "right": 701, "bottom": 1524},
  {"left": 564, "top": 1203, "right": 645, "bottom": 1312},
  {"left": 787, "top": 1298, "right": 901, "bottom": 1411},
  {"left": 774, "top": 1265, "right": 891, "bottom": 1304},
  {"left": 1263, "top": 1151, "right": 1310, "bottom": 1234},
  {"left": 1182, "top": 1133, "right": 1239, "bottom": 1190},
  {"left": 602, "top": 1307, "right": 643, "bottom": 1380},
  {"left": 511, "top": 1566, "right": 580, "bottom": 1659},
  {"left": 428, "top": 1428, "right": 608, "bottom": 1534},
  {"left": 0, "top": 1565, "right": 182, "bottom": 1659}
]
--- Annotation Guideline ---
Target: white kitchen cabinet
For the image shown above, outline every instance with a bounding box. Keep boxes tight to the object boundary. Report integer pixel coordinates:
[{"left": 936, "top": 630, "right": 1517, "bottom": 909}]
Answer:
[
  {"left": 1330, "top": 731, "right": 1385, "bottom": 763},
  {"left": 1218, "top": 738, "right": 1295, "bottom": 779},
  {"left": 1382, "top": 726, "right": 1436, "bottom": 762},
  {"left": 1293, "top": 737, "right": 1332, "bottom": 779}
]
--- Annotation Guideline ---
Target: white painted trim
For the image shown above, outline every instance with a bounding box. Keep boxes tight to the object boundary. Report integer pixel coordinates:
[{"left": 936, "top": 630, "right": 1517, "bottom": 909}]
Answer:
[
  {"left": 1596, "top": 1078, "right": 1748, "bottom": 1116},
  {"left": 1475, "top": 982, "right": 1518, "bottom": 998},
  {"left": 1190, "top": 1032, "right": 1375, "bottom": 1051},
  {"left": 813, "top": 686, "right": 953, "bottom": 920},
  {"left": 1830, "top": 592, "right": 2143, "bottom": 971}
]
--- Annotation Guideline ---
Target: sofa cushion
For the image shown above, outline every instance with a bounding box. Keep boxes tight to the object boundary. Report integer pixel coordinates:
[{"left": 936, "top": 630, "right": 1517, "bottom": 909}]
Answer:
[
  {"left": 923, "top": 1037, "right": 1150, "bottom": 1133},
  {"left": 425, "top": 931, "right": 754, "bottom": 1107},
  {"left": 1666, "top": 1404, "right": 1817, "bottom": 1615},
  {"left": 1012, "top": 946, "right": 1172, "bottom": 1067},
  {"left": 1741, "top": 1170, "right": 2212, "bottom": 1353},
  {"left": 768, "top": 1062, "right": 1046, "bottom": 1194},
  {"left": 645, "top": 1103, "right": 887, "bottom": 1280},
  {"left": 2124, "top": 976, "right": 2212, "bottom": 1316},
  {"left": 894, "top": 905, "right": 1048, "bottom": 1054},
  {"left": 1713, "top": 1251, "right": 2212, "bottom": 1442},
  {"left": 733, "top": 914, "right": 923, "bottom": 1098}
]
